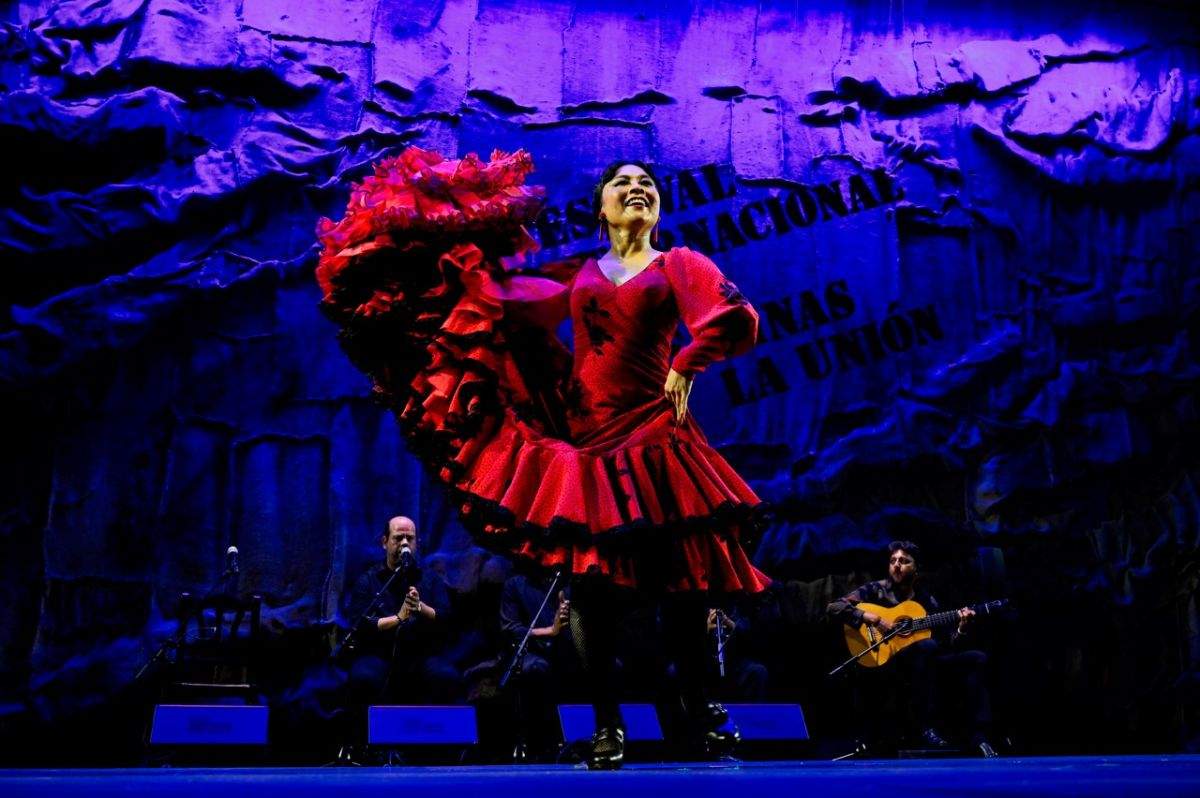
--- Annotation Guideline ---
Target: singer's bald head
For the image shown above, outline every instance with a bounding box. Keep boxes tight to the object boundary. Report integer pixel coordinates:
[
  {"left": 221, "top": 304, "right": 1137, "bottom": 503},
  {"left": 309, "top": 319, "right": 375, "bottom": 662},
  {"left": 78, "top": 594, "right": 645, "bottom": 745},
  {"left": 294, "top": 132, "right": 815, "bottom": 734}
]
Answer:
[{"left": 386, "top": 516, "right": 416, "bottom": 536}]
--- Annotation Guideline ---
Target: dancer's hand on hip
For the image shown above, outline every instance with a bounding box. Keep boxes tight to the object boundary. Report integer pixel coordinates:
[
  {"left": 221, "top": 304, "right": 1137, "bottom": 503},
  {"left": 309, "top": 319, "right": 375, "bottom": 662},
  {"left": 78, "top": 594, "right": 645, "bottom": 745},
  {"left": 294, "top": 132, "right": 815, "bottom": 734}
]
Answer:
[{"left": 664, "top": 368, "right": 693, "bottom": 421}]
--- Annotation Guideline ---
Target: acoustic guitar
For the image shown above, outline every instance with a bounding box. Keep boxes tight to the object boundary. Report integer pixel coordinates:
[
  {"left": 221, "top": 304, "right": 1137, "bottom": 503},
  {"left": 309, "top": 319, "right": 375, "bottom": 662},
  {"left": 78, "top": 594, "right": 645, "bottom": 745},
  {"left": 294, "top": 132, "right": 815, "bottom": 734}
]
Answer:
[{"left": 843, "top": 599, "right": 1008, "bottom": 668}]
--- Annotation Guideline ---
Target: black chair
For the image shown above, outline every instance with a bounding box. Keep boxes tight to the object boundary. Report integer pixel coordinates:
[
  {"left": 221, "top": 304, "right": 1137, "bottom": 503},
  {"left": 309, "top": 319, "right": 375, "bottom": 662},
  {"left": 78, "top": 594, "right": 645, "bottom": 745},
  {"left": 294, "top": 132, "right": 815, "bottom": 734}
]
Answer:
[{"left": 163, "top": 592, "right": 263, "bottom": 704}]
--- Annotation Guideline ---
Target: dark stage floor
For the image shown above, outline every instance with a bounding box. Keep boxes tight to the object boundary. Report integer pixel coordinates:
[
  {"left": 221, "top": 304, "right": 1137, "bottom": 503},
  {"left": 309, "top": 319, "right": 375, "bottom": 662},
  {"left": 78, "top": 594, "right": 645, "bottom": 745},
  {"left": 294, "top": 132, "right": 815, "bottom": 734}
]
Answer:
[{"left": 3, "top": 756, "right": 1200, "bottom": 798}]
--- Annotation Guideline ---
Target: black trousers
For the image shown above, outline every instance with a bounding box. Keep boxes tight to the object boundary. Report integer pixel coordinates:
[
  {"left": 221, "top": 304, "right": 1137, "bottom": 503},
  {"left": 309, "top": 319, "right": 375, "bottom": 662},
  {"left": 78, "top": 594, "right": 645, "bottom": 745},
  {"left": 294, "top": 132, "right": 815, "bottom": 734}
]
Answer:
[
  {"left": 509, "top": 649, "right": 583, "bottom": 753},
  {"left": 341, "top": 653, "right": 463, "bottom": 744},
  {"left": 856, "top": 637, "right": 992, "bottom": 742},
  {"left": 714, "top": 657, "right": 769, "bottom": 702}
]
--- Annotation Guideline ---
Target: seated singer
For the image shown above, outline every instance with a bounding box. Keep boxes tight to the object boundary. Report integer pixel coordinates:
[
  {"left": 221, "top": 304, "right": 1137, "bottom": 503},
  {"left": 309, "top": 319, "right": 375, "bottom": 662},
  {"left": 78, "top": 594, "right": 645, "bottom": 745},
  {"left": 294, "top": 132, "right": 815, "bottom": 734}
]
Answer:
[
  {"left": 826, "top": 540, "right": 997, "bottom": 758},
  {"left": 344, "top": 516, "right": 461, "bottom": 707},
  {"left": 499, "top": 569, "right": 575, "bottom": 760}
]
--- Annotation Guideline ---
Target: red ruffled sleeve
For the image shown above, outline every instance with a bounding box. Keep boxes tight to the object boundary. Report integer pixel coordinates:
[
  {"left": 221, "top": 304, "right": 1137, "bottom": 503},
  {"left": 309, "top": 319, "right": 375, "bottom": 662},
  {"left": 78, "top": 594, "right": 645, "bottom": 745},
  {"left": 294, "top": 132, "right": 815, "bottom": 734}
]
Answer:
[
  {"left": 315, "top": 146, "right": 545, "bottom": 311},
  {"left": 664, "top": 248, "right": 759, "bottom": 376}
]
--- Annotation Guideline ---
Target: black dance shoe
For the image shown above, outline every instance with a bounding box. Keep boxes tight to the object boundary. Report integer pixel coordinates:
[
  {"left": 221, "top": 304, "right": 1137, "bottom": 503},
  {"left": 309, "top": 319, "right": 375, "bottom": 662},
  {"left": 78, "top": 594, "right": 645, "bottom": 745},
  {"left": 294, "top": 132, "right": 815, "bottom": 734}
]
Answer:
[
  {"left": 691, "top": 701, "right": 740, "bottom": 758},
  {"left": 587, "top": 726, "right": 625, "bottom": 770}
]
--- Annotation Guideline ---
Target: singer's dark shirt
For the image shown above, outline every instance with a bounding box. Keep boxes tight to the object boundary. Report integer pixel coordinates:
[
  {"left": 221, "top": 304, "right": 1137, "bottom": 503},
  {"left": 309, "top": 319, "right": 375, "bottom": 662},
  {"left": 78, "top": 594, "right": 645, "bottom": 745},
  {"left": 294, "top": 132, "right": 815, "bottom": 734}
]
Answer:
[{"left": 346, "top": 563, "right": 452, "bottom": 661}]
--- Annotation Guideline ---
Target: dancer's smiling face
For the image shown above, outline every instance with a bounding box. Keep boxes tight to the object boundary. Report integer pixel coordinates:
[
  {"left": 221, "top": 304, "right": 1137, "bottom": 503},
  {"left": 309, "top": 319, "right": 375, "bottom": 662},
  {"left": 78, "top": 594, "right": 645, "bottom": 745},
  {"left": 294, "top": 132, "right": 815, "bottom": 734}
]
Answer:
[{"left": 599, "top": 164, "right": 659, "bottom": 235}]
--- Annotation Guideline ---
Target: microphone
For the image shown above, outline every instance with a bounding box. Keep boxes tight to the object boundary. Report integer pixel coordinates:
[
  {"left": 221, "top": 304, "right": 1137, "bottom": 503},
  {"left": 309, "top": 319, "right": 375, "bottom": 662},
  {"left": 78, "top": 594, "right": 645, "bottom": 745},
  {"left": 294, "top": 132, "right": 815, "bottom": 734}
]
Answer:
[
  {"left": 398, "top": 541, "right": 417, "bottom": 572},
  {"left": 225, "top": 545, "right": 240, "bottom": 576}
]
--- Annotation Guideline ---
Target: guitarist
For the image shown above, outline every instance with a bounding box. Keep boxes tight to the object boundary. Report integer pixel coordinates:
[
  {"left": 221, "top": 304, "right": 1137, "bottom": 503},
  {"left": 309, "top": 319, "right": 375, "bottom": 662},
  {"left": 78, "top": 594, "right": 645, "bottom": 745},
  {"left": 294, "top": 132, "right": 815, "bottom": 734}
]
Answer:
[{"left": 827, "top": 540, "right": 997, "bottom": 758}]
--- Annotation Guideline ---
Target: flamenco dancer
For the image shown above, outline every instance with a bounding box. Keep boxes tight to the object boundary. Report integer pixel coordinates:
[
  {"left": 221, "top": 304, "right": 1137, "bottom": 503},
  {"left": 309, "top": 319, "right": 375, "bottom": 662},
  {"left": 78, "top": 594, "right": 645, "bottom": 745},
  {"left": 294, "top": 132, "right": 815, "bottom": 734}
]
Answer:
[{"left": 316, "top": 149, "right": 770, "bottom": 769}]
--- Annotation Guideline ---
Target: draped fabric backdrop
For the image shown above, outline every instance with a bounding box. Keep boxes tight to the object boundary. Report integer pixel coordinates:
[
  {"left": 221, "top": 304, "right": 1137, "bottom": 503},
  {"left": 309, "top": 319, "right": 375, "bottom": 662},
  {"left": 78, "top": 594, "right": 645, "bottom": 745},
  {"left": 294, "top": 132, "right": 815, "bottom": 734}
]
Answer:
[{"left": 1, "top": 0, "right": 1198, "bottom": 758}]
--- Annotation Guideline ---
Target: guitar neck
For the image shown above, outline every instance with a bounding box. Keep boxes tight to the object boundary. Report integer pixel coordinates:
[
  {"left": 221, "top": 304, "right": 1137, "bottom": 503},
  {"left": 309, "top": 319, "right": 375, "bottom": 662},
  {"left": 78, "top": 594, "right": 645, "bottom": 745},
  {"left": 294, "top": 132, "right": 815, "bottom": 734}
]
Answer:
[
  {"left": 909, "top": 610, "right": 961, "bottom": 632},
  {"left": 908, "top": 600, "right": 1005, "bottom": 632}
]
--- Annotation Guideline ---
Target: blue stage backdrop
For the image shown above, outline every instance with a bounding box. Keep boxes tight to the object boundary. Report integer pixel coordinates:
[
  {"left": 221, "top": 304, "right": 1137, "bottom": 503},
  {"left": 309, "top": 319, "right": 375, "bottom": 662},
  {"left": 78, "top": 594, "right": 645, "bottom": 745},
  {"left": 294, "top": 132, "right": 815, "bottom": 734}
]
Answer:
[{"left": 1, "top": 0, "right": 1199, "bottom": 754}]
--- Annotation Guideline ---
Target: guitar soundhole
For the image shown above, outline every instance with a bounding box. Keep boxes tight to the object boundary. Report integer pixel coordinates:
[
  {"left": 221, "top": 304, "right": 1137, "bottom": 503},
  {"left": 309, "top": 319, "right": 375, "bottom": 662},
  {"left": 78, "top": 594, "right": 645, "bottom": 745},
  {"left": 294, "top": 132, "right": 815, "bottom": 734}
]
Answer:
[{"left": 897, "top": 616, "right": 913, "bottom": 636}]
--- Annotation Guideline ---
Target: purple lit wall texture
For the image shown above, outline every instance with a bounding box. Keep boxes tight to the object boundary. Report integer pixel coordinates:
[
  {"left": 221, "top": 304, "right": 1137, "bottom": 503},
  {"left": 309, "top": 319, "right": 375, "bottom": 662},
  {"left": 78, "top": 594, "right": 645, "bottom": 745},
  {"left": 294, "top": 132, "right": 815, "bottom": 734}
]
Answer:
[{"left": 1, "top": 0, "right": 1198, "bottom": 748}]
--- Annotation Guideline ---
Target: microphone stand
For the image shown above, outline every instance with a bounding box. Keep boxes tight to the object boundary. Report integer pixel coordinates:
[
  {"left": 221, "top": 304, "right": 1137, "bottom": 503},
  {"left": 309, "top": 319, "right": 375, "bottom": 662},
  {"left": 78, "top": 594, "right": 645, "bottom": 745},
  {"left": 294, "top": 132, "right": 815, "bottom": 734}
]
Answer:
[
  {"left": 714, "top": 610, "right": 729, "bottom": 679},
  {"left": 827, "top": 622, "right": 908, "bottom": 678},
  {"left": 499, "top": 570, "right": 562, "bottom": 762}
]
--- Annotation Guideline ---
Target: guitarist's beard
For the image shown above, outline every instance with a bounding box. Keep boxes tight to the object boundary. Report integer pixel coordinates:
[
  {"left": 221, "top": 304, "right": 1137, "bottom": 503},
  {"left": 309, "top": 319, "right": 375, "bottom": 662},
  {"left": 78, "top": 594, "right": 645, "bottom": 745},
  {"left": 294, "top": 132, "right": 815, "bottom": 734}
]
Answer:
[{"left": 889, "top": 567, "right": 917, "bottom": 593}]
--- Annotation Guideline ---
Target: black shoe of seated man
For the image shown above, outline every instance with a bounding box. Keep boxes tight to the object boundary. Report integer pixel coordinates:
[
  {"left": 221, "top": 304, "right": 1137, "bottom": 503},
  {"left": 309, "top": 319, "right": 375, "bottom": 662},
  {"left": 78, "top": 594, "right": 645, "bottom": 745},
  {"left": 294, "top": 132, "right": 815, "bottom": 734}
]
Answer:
[
  {"left": 971, "top": 735, "right": 999, "bottom": 758},
  {"left": 587, "top": 726, "right": 625, "bottom": 770},
  {"left": 919, "top": 728, "right": 951, "bottom": 749}
]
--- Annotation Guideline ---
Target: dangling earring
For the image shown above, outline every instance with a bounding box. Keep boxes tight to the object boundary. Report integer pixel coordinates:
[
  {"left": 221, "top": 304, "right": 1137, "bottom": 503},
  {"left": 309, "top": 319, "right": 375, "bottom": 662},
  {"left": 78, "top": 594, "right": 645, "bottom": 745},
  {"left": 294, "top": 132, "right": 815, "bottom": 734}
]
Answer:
[
  {"left": 598, "top": 215, "right": 608, "bottom": 243},
  {"left": 651, "top": 223, "right": 659, "bottom": 246}
]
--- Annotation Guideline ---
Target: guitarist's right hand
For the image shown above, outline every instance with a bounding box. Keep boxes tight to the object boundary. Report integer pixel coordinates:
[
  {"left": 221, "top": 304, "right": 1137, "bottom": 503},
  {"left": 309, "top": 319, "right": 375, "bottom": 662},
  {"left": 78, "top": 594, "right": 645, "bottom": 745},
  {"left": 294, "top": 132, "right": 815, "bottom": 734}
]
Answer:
[{"left": 862, "top": 612, "right": 892, "bottom": 633}]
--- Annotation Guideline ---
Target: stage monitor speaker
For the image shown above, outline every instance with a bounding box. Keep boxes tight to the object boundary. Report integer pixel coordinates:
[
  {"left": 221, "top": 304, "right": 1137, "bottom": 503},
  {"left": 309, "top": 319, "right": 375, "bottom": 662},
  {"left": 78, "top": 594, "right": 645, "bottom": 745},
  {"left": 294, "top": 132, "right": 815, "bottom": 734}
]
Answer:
[
  {"left": 150, "top": 704, "right": 268, "bottom": 745},
  {"left": 557, "top": 703, "right": 663, "bottom": 743},
  {"left": 724, "top": 703, "right": 809, "bottom": 741},
  {"left": 367, "top": 705, "right": 479, "bottom": 746}
]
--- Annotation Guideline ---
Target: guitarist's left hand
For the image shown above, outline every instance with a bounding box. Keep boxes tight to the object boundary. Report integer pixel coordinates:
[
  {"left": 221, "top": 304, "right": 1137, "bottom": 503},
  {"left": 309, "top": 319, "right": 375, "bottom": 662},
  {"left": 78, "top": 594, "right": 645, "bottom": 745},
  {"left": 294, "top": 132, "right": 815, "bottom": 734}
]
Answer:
[{"left": 956, "top": 607, "right": 976, "bottom": 633}]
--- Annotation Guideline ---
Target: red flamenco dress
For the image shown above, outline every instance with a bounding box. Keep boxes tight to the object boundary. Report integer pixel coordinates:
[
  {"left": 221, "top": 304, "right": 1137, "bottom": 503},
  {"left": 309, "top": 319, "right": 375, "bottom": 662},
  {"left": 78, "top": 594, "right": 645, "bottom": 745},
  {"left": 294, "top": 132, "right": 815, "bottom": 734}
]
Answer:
[{"left": 316, "top": 147, "right": 769, "bottom": 594}]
